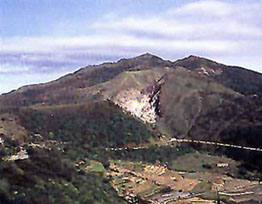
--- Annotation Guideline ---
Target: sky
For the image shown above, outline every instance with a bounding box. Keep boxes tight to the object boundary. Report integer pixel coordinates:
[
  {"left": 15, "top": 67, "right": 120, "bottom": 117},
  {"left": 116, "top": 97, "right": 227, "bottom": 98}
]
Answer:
[{"left": 0, "top": 0, "right": 262, "bottom": 94}]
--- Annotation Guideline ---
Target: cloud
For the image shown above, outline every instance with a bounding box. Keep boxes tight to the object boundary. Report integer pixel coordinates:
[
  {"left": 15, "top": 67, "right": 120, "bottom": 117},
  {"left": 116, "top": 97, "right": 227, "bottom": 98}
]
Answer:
[
  {"left": 1, "top": 0, "right": 262, "bottom": 94},
  {"left": 92, "top": 1, "right": 262, "bottom": 39},
  {"left": 0, "top": 35, "right": 242, "bottom": 74},
  {"left": 0, "top": 63, "right": 30, "bottom": 73},
  {"left": 174, "top": 0, "right": 233, "bottom": 16}
]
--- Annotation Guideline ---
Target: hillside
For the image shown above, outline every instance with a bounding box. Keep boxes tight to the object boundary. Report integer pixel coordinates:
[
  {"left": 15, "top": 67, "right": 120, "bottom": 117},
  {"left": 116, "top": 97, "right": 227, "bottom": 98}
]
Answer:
[{"left": 174, "top": 55, "right": 262, "bottom": 97}]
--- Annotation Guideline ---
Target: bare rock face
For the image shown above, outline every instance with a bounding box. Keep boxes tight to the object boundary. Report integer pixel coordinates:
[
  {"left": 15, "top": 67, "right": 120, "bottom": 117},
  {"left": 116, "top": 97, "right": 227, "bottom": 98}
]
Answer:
[
  {"left": 111, "top": 75, "right": 164, "bottom": 124},
  {"left": 113, "top": 89, "right": 157, "bottom": 124}
]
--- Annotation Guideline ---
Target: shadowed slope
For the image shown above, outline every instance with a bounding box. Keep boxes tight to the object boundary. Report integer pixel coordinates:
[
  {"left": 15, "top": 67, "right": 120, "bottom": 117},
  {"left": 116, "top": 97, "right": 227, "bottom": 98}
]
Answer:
[{"left": 174, "top": 55, "right": 262, "bottom": 97}]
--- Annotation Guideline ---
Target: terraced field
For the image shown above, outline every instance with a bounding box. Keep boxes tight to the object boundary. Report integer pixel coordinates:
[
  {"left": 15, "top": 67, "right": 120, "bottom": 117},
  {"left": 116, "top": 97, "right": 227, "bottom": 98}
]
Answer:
[{"left": 106, "top": 151, "right": 262, "bottom": 204}]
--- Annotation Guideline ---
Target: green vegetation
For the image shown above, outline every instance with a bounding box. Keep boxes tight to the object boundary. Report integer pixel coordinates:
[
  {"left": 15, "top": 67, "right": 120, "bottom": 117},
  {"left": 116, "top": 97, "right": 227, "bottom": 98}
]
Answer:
[
  {"left": 0, "top": 100, "right": 158, "bottom": 204},
  {"left": 217, "top": 66, "right": 262, "bottom": 97},
  {"left": 85, "top": 161, "right": 106, "bottom": 173},
  {"left": 18, "top": 101, "right": 155, "bottom": 148},
  {"left": 168, "top": 151, "right": 237, "bottom": 174},
  {"left": 190, "top": 181, "right": 212, "bottom": 194},
  {"left": 221, "top": 125, "right": 262, "bottom": 148},
  {"left": 107, "top": 145, "right": 193, "bottom": 165},
  {"left": 0, "top": 140, "right": 126, "bottom": 204}
]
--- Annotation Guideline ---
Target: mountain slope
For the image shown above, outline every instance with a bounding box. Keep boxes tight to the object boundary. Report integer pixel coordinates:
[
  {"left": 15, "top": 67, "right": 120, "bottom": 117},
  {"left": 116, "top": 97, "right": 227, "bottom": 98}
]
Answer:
[
  {"left": 174, "top": 55, "right": 262, "bottom": 97},
  {"left": 1, "top": 54, "right": 262, "bottom": 149},
  {"left": 17, "top": 101, "right": 156, "bottom": 147},
  {"left": 0, "top": 54, "right": 173, "bottom": 107}
]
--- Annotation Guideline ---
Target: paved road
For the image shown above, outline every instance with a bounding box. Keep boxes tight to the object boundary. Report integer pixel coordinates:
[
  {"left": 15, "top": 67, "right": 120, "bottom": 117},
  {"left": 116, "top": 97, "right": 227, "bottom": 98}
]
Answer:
[
  {"left": 168, "top": 138, "right": 262, "bottom": 152},
  {"left": 106, "top": 137, "right": 262, "bottom": 152}
]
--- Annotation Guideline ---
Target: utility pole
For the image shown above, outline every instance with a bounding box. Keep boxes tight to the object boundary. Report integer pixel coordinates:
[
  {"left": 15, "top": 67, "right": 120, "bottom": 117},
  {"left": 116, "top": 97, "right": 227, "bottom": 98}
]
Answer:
[{"left": 217, "top": 190, "right": 220, "bottom": 204}]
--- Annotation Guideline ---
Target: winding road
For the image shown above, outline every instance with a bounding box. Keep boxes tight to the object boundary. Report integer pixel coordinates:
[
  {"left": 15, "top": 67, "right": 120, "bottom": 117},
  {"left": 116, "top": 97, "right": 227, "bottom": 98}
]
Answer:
[
  {"left": 107, "top": 137, "right": 262, "bottom": 152},
  {"left": 168, "top": 138, "right": 262, "bottom": 152}
]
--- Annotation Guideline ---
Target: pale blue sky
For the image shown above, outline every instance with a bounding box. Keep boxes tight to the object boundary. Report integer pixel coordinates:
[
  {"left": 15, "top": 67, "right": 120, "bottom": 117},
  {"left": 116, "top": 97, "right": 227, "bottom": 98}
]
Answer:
[
  {"left": 1, "top": 0, "right": 262, "bottom": 94},
  {"left": 1, "top": 0, "right": 184, "bottom": 37}
]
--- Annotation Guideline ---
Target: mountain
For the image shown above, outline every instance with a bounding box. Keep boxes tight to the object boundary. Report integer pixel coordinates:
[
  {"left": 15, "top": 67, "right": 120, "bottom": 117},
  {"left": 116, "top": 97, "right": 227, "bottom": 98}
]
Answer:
[
  {"left": 2, "top": 54, "right": 262, "bottom": 107},
  {"left": 1, "top": 53, "right": 262, "bottom": 147},
  {"left": 1, "top": 53, "right": 262, "bottom": 204}
]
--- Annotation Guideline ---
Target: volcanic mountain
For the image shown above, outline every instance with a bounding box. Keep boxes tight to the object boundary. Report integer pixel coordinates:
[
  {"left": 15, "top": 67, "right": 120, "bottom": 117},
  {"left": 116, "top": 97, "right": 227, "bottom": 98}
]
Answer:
[{"left": 1, "top": 53, "right": 262, "bottom": 148}]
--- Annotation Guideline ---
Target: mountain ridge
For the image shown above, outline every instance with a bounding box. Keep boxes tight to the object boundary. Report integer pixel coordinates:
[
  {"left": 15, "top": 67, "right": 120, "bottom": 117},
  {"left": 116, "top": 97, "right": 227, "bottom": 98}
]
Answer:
[{"left": 2, "top": 53, "right": 262, "bottom": 97}]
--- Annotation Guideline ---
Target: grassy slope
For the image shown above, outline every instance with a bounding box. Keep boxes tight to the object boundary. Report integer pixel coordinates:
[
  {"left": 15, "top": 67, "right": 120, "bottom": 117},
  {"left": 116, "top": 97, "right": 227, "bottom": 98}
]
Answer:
[
  {"left": 157, "top": 67, "right": 240, "bottom": 137},
  {"left": 84, "top": 67, "right": 170, "bottom": 100}
]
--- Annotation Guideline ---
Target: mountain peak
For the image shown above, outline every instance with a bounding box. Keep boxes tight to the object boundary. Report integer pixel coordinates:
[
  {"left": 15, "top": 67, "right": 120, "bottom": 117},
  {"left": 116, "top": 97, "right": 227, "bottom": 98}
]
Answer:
[
  {"left": 116, "top": 53, "right": 171, "bottom": 69},
  {"left": 135, "top": 53, "right": 162, "bottom": 60},
  {"left": 117, "top": 53, "right": 163, "bottom": 63},
  {"left": 187, "top": 55, "right": 201, "bottom": 59},
  {"left": 173, "top": 55, "right": 224, "bottom": 71},
  {"left": 181, "top": 55, "right": 212, "bottom": 62}
]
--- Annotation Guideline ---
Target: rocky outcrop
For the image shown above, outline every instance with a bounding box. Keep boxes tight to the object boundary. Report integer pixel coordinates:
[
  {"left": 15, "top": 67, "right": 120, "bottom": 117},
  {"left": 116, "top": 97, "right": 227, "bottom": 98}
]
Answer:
[
  {"left": 113, "top": 89, "right": 157, "bottom": 123},
  {"left": 112, "top": 77, "right": 164, "bottom": 124}
]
